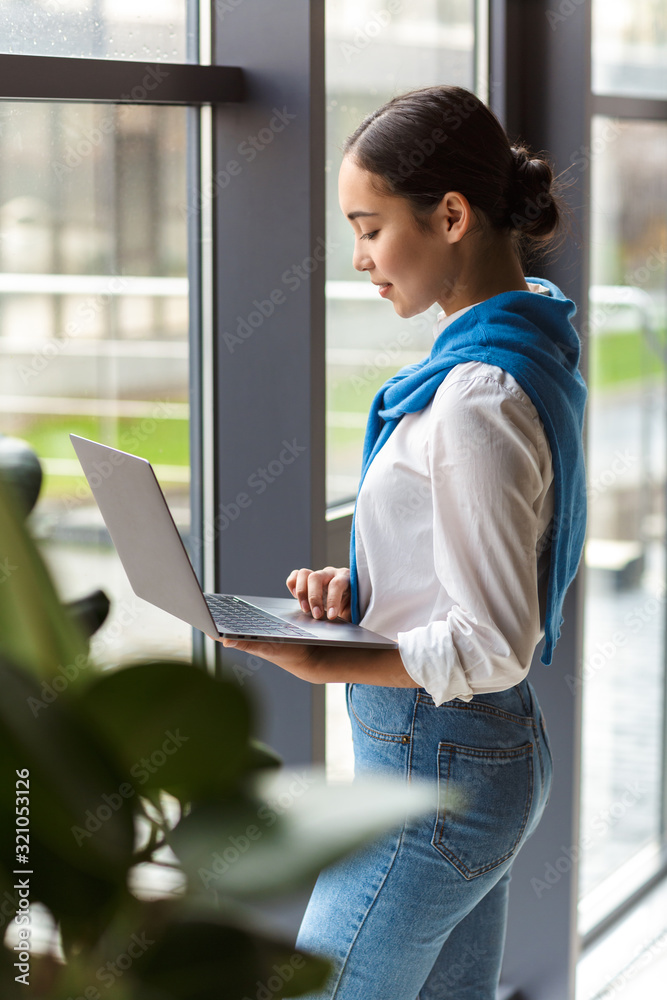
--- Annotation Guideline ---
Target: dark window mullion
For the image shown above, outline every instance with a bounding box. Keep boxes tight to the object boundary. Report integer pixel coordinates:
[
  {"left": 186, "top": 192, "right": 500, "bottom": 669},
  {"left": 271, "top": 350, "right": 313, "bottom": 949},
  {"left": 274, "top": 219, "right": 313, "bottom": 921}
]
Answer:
[{"left": 0, "top": 54, "right": 243, "bottom": 104}]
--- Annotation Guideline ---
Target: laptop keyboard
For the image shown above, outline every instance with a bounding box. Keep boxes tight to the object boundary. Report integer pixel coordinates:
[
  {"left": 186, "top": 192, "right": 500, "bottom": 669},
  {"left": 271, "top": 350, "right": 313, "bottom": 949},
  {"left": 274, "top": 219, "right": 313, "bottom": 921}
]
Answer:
[{"left": 204, "top": 594, "right": 315, "bottom": 638}]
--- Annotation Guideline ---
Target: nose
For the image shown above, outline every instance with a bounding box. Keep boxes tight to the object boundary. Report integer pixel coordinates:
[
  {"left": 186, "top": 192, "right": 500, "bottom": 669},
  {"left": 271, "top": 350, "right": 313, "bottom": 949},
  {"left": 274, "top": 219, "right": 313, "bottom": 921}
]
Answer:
[{"left": 352, "top": 241, "right": 373, "bottom": 273}]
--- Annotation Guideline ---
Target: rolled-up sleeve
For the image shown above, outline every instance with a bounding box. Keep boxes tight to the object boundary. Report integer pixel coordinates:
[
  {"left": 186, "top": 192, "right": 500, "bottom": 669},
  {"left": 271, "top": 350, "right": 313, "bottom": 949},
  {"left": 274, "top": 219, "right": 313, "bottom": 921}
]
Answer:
[{"left": 397, "top": 370, "right": 554, "bottom": 705}]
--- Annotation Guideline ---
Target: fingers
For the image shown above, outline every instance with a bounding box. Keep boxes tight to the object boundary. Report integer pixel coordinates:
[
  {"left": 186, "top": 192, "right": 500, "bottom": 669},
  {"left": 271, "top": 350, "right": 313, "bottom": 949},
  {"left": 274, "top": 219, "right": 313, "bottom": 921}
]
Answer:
[
  {"left": 221, "top": 637, "right": 278, "bottom": 657},
  {"left": 324, "top": 567, "right": 352, "bottom": 621},
  {"left": 286, "top": 567, "right": 321, "bottom": 612},
  {"left": 285, "top": 568, "right": 300, "bottom": 598},
  {"left": 285, "top": 566, "right": 350, "bottom": 620}
]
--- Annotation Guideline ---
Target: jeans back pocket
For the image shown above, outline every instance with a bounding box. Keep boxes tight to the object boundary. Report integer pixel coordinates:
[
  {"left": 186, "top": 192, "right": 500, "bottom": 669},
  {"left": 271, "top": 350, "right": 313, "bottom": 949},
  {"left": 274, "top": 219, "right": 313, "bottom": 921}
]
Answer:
[{"left": 432, "top": 741, "right": 534, "bottom": 879}]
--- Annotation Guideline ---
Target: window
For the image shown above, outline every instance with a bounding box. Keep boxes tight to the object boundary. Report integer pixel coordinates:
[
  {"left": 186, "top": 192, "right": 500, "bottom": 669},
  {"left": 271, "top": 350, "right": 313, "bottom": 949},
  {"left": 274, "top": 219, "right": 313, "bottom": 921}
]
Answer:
[
  {"left": 0, "top": 101, "right": 192, "bottom": 664},
  {"left": 0, "top": 5, "right": 242, "bottom": 667},
  {"left": 578, "top": 1, "right": 667, "bottom": 970},
  {"left": 325, "top": 0, "right": 478, "bottom": 506},
  {"left": 580, "top": 115, "right": 667, "bottom": 934},
  {"left": 0, "top": 0, "right": 189, "bottom": 62},
  {"left": 592, "top": 0, "right": 667, "bottom": 100},
  {"left": 324, "top": 0, "right": 480, "bottom": 782}
]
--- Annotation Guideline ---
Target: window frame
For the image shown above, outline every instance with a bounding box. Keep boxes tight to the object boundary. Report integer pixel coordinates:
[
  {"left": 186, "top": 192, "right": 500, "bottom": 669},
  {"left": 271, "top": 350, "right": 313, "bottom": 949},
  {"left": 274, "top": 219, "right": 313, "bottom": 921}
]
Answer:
[
  {"left": 0, "top": 3, "right": 327, "bottom": 752},
  {"left": 581, "top": 45, "right": 667, "bottom": 961}
]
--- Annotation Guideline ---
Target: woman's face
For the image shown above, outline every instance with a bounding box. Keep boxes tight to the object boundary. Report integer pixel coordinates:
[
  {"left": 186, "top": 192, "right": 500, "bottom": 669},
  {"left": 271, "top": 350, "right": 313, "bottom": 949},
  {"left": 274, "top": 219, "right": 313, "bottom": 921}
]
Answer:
[{"left": 338, "top": 155, "right": 461, "bottom": 318}]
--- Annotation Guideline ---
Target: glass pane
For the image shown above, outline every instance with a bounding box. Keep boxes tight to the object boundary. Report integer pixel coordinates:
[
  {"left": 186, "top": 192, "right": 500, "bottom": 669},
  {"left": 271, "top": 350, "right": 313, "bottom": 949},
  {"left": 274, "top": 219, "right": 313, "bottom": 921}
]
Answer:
[
  {"left": 325, "top": 0, "right": 475, "bottom": 506},
  {"left": 0, "top": 0, "right": 188, "bottom": 62},
  {"left": 593, "top": 0, "right": 667, "bottom": 99},
  {"left": 324, "top": 0, "right": 476, "bottom": 785},
  {"left": 580, "top": 116, "right": 667, "bottom": 933},
  {"left": 0, "top": 102, "right": 191, "bottom": 665}
]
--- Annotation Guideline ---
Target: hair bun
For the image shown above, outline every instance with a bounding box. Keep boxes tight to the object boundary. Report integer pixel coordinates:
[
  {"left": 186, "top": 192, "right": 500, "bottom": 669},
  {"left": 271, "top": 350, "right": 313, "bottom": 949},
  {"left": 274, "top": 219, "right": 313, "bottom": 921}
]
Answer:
[
  {"left": 508, "top": 144, "right": 559, "bottom": 240},
  {"left": 512, "top": 146, "right": 531, "bottom": 174}
]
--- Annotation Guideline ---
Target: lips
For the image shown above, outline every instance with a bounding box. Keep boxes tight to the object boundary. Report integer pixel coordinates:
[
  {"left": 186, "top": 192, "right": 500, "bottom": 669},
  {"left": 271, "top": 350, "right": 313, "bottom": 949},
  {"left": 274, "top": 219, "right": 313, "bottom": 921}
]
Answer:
[{"left": 373, "top": 282, "right": 392, "bottom": 298}]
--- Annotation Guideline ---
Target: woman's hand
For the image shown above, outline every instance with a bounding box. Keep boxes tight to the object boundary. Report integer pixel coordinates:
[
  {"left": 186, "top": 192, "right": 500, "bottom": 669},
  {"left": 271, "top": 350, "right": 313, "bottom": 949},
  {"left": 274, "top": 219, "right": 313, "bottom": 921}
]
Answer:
[
  {"left": 209, "top": 634, "right": 328, "bottom": 684},
  {"left": 206, "top": 565, "right": 354, "bottom": 683},
  {"left": 285, "top": 565, "right": 352, "bottom": 621}
]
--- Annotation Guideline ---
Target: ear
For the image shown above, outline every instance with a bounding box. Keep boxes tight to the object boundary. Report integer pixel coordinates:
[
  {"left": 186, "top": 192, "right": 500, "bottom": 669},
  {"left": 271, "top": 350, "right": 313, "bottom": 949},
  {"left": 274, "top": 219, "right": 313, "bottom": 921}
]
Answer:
[{"left": 434, "top": 191, "right": 473, "bottom": 244}]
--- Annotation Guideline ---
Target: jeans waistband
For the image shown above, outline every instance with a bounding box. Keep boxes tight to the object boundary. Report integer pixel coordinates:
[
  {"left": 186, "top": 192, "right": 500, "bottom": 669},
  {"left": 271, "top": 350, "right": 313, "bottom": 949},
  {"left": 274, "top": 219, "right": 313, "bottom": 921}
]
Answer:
[{"left": 418, "top": 677, "right": 534, "bottom": 720}]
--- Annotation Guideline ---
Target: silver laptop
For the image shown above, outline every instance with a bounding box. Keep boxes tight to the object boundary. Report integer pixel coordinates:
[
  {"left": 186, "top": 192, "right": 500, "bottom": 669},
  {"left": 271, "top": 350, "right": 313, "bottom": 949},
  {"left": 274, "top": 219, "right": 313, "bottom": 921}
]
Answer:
[{"left": 70, "top": 435, "right": 395, "bottom": 649}]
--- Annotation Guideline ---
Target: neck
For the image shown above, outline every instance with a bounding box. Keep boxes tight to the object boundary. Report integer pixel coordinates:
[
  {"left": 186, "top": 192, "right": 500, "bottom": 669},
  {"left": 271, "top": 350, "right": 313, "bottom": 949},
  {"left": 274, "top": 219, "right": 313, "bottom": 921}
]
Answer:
[{"left": 437, "top": 237, "right": 529, "bottom": 315}]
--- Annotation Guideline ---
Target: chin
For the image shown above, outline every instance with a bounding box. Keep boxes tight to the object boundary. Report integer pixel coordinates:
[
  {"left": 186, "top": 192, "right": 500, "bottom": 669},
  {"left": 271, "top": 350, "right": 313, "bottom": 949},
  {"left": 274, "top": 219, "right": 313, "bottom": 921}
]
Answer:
[
  {"left": 388, "top": 292, "right": 432, "bottom": 319},
  {"left": 393, "top": 303, "right": 420, "bottom": 319},
  {"left": 388, "top": 298, "right": 410, "bottom": 318}
]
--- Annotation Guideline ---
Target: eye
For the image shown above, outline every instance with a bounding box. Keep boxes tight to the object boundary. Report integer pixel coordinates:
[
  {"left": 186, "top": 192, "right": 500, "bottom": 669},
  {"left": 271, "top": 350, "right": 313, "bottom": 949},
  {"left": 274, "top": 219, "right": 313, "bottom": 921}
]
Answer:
[{"left": 360, "top": 230, "right": 379, "bottom": 241}]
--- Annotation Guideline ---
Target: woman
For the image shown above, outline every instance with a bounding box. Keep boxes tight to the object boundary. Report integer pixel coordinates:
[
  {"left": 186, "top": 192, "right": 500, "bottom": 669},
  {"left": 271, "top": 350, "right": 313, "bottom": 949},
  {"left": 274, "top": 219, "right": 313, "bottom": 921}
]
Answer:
[{"left": 219, "top": 85, "right": 587, "bottom": 999}]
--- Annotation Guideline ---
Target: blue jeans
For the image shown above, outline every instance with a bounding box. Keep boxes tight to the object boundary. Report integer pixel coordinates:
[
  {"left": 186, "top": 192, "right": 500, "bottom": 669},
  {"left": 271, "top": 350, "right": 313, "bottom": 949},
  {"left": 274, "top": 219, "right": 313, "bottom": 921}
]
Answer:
[{"left": 294, "top": 678, "right": 553, "bottom": 1000}]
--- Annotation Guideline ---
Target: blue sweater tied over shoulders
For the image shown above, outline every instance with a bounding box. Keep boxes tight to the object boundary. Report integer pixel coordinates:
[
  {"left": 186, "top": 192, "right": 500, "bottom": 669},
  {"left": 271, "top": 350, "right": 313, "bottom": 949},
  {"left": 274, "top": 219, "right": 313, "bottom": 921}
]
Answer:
[{"left": 349, "top": 278, "right": 588, "bottom": 667}]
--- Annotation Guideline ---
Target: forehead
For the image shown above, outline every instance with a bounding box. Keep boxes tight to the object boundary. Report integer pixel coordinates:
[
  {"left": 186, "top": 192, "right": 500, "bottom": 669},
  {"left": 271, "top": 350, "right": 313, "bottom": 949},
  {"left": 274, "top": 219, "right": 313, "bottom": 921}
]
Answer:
[{"left": 338, "top": 156, "right": 386, "bottom": 212}]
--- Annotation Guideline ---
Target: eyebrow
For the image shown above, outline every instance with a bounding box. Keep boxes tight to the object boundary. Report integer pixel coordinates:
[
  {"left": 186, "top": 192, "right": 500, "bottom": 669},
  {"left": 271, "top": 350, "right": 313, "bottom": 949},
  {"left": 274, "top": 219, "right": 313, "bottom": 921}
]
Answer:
[{"left": 346, "top": 211, "right": 379, "bottom": 220}]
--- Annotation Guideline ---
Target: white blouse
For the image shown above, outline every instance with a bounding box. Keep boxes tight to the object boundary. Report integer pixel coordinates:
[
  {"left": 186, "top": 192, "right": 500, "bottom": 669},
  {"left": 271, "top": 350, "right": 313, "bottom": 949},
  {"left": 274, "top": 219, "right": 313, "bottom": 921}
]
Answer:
[{"left": 355, "top": 286, "right": 555, "bottom": 705}]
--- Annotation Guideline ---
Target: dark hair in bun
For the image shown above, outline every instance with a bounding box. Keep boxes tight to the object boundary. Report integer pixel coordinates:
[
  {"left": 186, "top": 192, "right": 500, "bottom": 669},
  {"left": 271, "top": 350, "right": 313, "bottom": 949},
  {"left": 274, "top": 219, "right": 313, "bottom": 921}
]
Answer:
[
  {"left": 508, "top": 144, "right": 561, "bottom": 240},
  {"left": 344, "top": 85, "right": 563, "bottom": 249}
]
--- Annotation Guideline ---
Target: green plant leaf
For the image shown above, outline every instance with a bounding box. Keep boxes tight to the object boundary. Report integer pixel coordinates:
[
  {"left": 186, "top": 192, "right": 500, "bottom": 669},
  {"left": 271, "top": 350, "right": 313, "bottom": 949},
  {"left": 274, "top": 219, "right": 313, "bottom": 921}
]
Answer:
[
  {"left": 170, "top": 768, "right": 437, "bottom": 900},
  {"left": 246, "top": 739, "right": 283, "bottom": 771},
  {"left": 76, "top": 661, "right": 253, "bottom": 802},
  {"left": 0, "top": 656, "right": 136, "bottom": 947},
  {"left": 172, "top": 793, "right": 279, "bottom": 895},
  {"left": 0, "top": 480, "right": 88, "bottom": 681},
  {"left": 131, "top": 916, "right": 330, "bottom": 1000}
]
